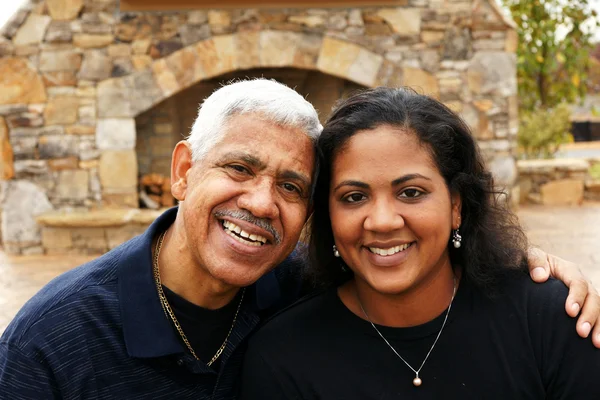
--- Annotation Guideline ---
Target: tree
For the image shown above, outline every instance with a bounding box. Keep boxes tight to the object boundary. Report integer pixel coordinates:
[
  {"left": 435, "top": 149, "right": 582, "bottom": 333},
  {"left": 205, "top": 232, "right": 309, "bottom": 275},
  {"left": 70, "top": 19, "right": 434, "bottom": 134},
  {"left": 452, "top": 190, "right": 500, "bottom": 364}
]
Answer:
[{"left": 502, "top": 0, "right": 599, "bottom": 111}]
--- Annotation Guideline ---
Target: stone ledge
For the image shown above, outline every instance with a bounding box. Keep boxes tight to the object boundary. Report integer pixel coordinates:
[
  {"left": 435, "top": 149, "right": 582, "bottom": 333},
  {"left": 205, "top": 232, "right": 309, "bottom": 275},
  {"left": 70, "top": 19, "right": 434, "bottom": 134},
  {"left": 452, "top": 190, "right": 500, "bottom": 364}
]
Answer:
[
  {"left": 517, "top": 158, "right": 590, "bottom": 174},
  {"left": 36, "top": 207, "right": 168, "bottom": 228}
]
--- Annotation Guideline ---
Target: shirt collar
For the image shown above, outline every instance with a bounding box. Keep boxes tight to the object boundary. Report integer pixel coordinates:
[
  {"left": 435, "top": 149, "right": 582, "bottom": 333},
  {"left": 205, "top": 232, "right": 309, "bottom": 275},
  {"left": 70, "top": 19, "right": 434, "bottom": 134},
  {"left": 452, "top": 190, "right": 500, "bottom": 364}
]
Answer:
[{"left": 117, "top": 207, "right": 284, "bottom": 359}]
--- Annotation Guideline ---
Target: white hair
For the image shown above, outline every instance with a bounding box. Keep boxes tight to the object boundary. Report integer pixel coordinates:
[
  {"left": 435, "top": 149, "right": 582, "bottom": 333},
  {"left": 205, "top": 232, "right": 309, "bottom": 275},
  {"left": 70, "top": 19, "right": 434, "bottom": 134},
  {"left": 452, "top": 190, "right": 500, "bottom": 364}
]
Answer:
[{"left": 187, "top": 78, "right": 323, "bottom": 162}]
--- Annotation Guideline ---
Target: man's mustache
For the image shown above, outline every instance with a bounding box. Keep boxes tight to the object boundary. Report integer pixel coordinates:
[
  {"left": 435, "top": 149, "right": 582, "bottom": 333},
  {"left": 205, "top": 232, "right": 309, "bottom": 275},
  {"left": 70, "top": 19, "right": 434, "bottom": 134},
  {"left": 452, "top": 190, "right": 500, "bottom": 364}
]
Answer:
[{"left": 215, "top": 210, "right": 282, "bottom": 244}]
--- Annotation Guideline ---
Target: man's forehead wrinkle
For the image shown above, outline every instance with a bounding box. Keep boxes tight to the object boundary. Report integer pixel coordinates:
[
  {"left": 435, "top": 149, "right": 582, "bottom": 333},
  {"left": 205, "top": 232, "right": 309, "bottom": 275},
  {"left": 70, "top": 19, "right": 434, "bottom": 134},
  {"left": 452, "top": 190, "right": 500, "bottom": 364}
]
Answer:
[{"left": 218, "top": 151, "right": 266, "bottom": 169}]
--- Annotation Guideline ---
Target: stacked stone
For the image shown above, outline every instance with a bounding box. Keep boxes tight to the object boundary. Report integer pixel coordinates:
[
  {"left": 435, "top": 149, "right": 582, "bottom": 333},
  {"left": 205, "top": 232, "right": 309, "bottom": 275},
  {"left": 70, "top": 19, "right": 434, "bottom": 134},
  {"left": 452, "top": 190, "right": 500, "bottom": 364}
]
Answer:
[
  {"left": 517, "top": 158, "right": 600, "bottom": 205},
  {"left": 0, "top": 0, "right": 519, "bottom": 254}
]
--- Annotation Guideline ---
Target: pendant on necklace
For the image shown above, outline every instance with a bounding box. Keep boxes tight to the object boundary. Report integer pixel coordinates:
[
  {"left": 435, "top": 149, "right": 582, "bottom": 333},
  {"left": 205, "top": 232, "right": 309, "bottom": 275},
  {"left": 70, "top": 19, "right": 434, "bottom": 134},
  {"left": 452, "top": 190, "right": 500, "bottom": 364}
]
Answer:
[{"left": 413, "top": 376, "right": 422, "bottom": 387}]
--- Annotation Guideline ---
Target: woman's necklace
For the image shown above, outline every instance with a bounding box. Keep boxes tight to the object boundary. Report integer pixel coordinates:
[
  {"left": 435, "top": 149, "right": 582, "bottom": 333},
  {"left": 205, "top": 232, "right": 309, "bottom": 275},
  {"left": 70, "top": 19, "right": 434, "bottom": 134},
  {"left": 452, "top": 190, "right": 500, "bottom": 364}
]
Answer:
[
  {"left": 356, "top": 276, "right": 457, "bottom": 387},
  {"left": 153, "top": 230, "right": 245, "bottom": 366}
]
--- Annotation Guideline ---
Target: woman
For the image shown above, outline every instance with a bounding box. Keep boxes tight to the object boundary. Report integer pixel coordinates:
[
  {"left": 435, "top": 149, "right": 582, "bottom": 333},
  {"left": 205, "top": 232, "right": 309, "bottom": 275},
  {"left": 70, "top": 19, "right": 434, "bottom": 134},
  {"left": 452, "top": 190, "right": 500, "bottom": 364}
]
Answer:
[{"left": 240, "top": 87, "right": 600, "bottom": 399}]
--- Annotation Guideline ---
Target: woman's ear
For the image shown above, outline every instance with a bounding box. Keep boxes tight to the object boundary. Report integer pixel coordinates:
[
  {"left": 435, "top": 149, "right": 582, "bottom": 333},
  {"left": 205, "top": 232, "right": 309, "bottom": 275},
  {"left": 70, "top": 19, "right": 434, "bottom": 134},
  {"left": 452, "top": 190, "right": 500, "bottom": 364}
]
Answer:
[
  {"left": 451, "top": 191, "right": 462, "bottom": 229},
  {"left": 171, "top": 141, "right": 193, "bottom": 201}
]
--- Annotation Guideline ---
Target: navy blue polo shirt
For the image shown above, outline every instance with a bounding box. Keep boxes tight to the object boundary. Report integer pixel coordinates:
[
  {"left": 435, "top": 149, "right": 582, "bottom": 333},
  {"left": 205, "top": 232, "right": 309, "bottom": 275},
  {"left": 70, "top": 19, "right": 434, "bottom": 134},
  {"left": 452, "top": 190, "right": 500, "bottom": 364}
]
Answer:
[{"left": 0, "top": 208, "right": 307, "bottom": 399}]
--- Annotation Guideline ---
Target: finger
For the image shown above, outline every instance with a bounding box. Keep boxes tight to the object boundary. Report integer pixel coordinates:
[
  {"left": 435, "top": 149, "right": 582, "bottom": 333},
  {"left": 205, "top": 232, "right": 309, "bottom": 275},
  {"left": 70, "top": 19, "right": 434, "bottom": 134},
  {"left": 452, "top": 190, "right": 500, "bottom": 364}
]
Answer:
[
  {"left": 526, "top": 247, "right": 550, "bottom": 282},
  {"left": 564, "top": 277, "right": 589, "bottom": 318},
  {"left": 576, "top": 285, "right": 600, "bottom": 340},
  {"left": 592, "top": 316, "right": 600, "bottom": 349}
]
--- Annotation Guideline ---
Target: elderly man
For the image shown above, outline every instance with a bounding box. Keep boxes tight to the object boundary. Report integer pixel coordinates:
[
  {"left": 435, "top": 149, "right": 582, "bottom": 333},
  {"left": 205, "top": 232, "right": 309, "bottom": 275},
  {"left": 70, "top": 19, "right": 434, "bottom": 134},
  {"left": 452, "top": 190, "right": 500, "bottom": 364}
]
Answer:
[{"left": 0, "top": 79, "right": 598, "bottom": 399}]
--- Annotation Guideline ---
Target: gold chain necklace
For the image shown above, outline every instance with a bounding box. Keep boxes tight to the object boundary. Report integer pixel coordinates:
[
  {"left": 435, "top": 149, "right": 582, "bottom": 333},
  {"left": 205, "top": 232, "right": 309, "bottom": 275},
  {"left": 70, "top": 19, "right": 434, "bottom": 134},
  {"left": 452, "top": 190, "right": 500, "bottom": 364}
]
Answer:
[{"left": 152, "top": 230, "right": 246, "bottom": 366}]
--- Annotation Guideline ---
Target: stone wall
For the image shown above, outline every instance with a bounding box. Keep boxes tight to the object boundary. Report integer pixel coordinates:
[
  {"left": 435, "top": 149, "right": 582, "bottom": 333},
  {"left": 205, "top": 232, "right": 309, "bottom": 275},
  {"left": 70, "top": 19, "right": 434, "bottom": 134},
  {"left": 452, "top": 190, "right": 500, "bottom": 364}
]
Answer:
[
  {"left": 518, "top": 158, "right": 600, "bottom": 206},
  {"left": 0, "top": 0, "right": 519, "bottom": 254}
]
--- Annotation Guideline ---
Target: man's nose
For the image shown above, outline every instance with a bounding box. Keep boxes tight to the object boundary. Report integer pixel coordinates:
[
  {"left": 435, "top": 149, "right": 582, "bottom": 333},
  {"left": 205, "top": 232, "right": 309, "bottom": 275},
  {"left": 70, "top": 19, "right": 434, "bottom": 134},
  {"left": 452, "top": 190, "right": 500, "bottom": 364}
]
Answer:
[
  {"left": 237, "top": 178, "right": 280, "bottom": 220},
  {"left": 363, "top": 198, "right": 405, "bottom": 233}
]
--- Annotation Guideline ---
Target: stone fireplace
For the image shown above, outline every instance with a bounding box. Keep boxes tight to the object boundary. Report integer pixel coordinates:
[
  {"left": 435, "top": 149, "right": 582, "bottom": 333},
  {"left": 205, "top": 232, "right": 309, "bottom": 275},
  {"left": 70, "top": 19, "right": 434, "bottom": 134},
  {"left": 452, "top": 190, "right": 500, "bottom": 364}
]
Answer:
[{"left": 0, "top": 0, "right": 519, "bottom": 254}]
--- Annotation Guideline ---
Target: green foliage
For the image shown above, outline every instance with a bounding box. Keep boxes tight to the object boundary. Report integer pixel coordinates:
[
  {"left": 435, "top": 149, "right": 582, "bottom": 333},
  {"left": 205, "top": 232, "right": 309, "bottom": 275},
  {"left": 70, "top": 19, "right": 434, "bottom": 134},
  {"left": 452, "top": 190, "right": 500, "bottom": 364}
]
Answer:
[
  {"left": 590, "top": 163, "right": 600, "bottom": 179},
  {"left": 503, "top": 0, "right": 599, "bottom": 111},
  {"left": 518, "top": 104, "right": 573, "bottom": 159}
]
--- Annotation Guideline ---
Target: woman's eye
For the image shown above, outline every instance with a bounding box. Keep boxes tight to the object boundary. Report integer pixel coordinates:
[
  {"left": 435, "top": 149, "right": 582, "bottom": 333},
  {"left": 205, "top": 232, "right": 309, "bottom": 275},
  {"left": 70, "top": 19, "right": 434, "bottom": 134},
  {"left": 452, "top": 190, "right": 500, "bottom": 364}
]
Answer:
[
  {"left": 344, "top": 193, "right": 366, "bottom": 203},
  {"left": 400, "top": 189, "right": 424, "bottom": 199}
]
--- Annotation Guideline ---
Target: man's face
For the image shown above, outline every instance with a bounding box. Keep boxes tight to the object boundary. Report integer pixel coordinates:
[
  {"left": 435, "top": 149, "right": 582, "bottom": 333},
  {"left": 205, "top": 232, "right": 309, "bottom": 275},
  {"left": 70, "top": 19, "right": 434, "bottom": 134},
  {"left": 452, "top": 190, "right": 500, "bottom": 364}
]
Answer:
[{"left": 174, "top": 113, "right": 315, "bottom": 287}]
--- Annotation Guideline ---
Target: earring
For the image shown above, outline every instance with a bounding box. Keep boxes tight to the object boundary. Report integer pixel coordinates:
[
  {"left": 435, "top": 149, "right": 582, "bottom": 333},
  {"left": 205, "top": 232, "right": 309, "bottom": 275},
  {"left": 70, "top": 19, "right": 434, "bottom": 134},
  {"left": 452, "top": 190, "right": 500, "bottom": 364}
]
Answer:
[
  {"left": 452, "top": 228, "right": 462, "bottom": 249},
  {"left": 333, "top": 245, "right": 340, "bottom": 257}
]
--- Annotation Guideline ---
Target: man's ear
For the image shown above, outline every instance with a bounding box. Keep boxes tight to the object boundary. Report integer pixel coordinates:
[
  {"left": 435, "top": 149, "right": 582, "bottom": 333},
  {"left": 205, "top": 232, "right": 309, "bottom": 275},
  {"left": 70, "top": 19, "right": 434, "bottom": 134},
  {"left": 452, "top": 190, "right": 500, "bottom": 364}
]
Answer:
[
  {"left": 451, "top": 190, "right": 462, "bottom": 229},
  {"left": 171, "top": 141, "right": 193, "bottom": 201}
]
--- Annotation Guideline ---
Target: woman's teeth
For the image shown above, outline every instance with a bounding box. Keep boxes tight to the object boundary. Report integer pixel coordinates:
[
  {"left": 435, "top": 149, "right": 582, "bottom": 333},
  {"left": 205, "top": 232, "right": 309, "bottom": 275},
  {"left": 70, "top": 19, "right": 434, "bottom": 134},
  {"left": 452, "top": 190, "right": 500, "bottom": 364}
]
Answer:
[
  {"left": 222, "top": 220, "right": 267, "bottom": 246},
  {"left": 369, "top": 243, "right": 412, "bottom": 256}
]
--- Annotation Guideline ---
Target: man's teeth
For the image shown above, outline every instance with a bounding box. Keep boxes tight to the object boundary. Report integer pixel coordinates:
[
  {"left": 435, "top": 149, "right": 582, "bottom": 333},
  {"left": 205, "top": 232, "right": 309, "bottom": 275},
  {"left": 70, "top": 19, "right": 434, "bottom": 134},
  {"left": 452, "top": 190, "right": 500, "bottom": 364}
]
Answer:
[
  {"left": 222, "top": 220, "right": 267, "bottom": 245},
  {"left": 369, "top": 243, "right": 411, "bottom": 256}
]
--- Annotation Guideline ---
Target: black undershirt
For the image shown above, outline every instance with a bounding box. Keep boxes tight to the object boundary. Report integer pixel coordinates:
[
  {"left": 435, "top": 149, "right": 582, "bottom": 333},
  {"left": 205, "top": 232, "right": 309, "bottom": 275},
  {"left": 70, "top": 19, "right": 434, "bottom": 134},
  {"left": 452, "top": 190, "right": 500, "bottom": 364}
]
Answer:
[{"left": 162, "top": 285, "right": 241, "bottom": 369}]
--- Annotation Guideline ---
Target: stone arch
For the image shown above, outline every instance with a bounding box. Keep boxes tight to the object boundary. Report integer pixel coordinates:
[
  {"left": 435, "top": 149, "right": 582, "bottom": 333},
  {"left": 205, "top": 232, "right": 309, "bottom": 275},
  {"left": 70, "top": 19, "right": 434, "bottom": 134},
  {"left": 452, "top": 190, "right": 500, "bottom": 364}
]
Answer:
[
  {"left": 96, "top": 31, "right": 389, "bottom": 121},
  {"left": 94, "top": 31, "right": 393, "bottom": 207}
]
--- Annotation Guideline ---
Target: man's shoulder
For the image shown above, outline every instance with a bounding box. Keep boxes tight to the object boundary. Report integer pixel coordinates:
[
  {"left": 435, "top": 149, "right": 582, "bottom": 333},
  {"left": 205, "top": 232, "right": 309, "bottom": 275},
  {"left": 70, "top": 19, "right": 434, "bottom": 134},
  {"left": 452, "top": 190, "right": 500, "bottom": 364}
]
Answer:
[{"left": 0, "top": 246, "right": 126, "bottom": 347}]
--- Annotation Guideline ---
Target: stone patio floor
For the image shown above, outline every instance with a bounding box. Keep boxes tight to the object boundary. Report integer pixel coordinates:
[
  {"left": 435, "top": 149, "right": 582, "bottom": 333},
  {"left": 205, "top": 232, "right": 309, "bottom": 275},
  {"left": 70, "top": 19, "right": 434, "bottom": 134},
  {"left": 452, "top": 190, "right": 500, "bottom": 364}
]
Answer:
[{"left": 1, "top": 203, "right": 600, "bottom": 335}]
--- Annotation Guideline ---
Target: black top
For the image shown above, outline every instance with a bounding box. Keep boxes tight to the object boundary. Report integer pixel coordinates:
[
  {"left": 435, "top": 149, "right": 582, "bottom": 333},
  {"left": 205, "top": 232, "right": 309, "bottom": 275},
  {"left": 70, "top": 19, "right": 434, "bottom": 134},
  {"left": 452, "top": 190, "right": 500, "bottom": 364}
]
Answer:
[
  {"left": 0, "top": 207, "right": 308, "bottom": 400},
  {"left": 163, "top": 285, "right": 243, "bottom": 369},
  {"left": 241, "top": 275, "right": 600, "bottom": 399}
]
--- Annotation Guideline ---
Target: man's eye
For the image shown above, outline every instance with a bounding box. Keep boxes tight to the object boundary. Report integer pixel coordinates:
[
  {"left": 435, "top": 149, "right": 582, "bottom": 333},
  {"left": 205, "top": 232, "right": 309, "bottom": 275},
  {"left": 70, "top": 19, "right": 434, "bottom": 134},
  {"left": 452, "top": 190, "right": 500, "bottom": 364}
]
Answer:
[
  {"left": 282, "top": 183, "right": 300, "bottom": 194},
  {"left": 228, "top": 164, "right": 250, "bottom": 174},
  {"left": 399, "top": 189, "right": 424, "bottom": 198},
  {"left": 344, "top": 193, "right": 366, "bottom": 203}
]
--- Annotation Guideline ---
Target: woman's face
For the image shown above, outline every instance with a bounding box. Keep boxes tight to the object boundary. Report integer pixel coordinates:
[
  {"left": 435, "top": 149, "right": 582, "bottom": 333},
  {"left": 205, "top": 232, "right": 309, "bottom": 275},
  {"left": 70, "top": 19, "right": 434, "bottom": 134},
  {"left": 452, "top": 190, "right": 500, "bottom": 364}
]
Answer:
[{"left": 328, "top": 125, "right": 461, "bottom": 296}]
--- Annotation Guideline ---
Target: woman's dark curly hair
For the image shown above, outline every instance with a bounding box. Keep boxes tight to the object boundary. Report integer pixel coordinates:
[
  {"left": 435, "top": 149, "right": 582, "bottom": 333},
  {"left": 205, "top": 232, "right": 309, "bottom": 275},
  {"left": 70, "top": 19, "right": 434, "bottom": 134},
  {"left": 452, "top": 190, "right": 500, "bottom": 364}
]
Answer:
[{"left": 308, "top": 87, "right": 528, "bottom": 292}]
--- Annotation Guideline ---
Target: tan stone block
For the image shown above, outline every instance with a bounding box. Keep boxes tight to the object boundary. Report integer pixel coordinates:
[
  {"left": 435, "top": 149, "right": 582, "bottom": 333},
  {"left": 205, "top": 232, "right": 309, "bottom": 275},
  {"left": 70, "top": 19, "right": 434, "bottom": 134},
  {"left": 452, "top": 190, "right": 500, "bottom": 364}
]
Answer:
[
  {"left": 0, "top": 117, "right": 15, "bottom": 180},
  {"left": 377, "top": 8, "right": 421, "bottom": 36},
  {"left": 196, "top": 36, "right": 237, "bottom": 78},
  {"left": 260, "top": 31, "right": 298, "bottom": 67},
  {"left": 422, "top": 31, "right": 445, "bottom": 44},
  {"left": 73, "top": 34, "right": 114, "bottom": 49},
  {"left": 48, "top": 157, "right": 79, "bottom": 171},
  {"left": 44, "top": 96, "right": 79, "bottom": 125},
  {"left": 13, "top": 14, "right": 52, "bottom": 46},
  {"left": 473, "top": 99, "right": 495, "bottom": 113},
  {"left": 505, "top": 30, "right": 518, "bottom": 53},
  {"left": 540, "top": 179, "right": 584, "bottom": 206},
  {"left": 236, "top": 31, "right": 260, "bottom": 69},
  {"left": 108, "top": 44, "right": 131, "bottom": 58},
  {"left": 66, "top": 125, "right": 95, "bottom": 135},
  {"left": 0, "top": 58, "right": 47, "bottom": 105},
  {"left": 39, "top": 50, "right": 82, "bottom": 72},
  {"left": 79, "top": 159, "right": 99, "bottom": 169},
  {"left": 47, "top": 0, "right": 84, "bottom": 20},
  {"left": 56, "top": 169, "right": 89, "bottom": 200},
  {"left": 41, "top": 227, "right": 73, "bottom": 250},
  {"left": 294, "top": 33, "right": 322, "bottom": 69},
  {"left": 165, "top": 47, "right": 204, "bottom": 89},
  {"left": 443, "top": 101, "right": 463, "bottom": 113},
  {"left": 102, "top": 192, "right": 139, "bottom": 208},
  {"left": 42, "top": 71, "right": 78, "bottom": 87},
  {"left": 317, "top": 37, "right": 361, "bottom": 81},
  {"left": 99, "top": 150, "right": 138, "bottom": 191},
  {"left": 402, "top": 67, "right": 440, "bottom": 99},
  {"left": 212, "top": 35, "right": 238, "bottom": 75},
  {"left": 347, "top": 49, "right": 383, "bottom": 87},
  {"left": 71, "top": 227, "right": 108, "bottom": 252},
  {"left": 289, "top": 15, "right": 326, "bottom": 28},
  {"left": 132, "top": 55, "right": 153, "bottom": 71},
  {"left": 208, "top": 10, "right": 232, "bottom": 27},
  {"left": 132, "top": 39, "right": 151, "bottom": 55},
  {"left": 151, "top": 59, "right": 180, "bottom": 97}
]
